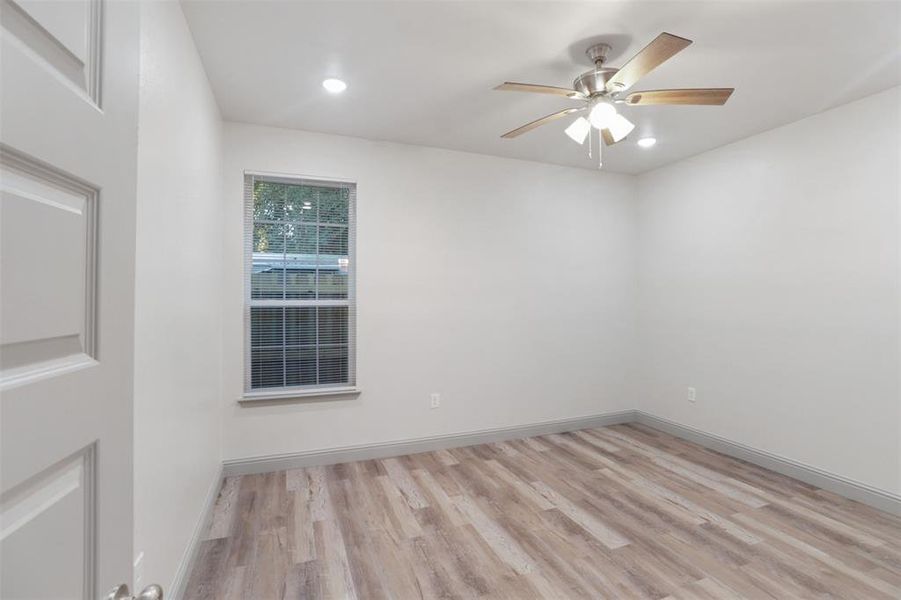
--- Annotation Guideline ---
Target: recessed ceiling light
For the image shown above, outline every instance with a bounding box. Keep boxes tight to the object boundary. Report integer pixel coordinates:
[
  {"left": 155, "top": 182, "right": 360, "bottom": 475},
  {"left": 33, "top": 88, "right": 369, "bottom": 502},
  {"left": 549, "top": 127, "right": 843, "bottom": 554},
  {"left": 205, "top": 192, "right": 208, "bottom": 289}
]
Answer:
[
  {"left": 637, "top": 137, "right": 657, "bottom": 148},
  {"left": 322, "top": 78, "right": 347, "bottom": 93}
]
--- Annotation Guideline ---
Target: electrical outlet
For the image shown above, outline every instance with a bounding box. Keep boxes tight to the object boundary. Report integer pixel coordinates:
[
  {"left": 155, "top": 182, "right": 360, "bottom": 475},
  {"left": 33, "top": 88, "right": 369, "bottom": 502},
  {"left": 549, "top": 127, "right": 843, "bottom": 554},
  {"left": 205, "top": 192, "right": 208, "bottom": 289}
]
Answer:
[
  {"left": 687, "top": 387, "right": 696, "bottom": 403},
  {"left": 430, "top": 393, "right": 441, "bottom": 409},
  {"left": 134, "top": 552, "right": 145, "bottom": 589}
]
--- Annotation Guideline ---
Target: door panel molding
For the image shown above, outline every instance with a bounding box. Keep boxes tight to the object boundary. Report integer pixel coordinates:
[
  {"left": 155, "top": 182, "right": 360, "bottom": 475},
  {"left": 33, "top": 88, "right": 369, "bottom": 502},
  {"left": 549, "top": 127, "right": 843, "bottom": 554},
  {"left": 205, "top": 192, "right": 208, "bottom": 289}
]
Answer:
[
  {"left": 0, "top": 443, "right": 96, "bottom": 599},
  {"left": 0, "top": 0, "right": 103, "bottom": 106},
  {"left": 0, "top": 145, "right": 99, "bottom": 390}
]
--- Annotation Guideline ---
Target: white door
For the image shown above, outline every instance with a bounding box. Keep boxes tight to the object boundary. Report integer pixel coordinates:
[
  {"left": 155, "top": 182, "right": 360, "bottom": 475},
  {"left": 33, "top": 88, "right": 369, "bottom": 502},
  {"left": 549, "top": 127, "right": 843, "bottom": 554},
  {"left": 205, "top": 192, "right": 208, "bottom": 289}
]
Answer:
[{"left": 0, "top": 0, "right": 141, "bottom": 598}]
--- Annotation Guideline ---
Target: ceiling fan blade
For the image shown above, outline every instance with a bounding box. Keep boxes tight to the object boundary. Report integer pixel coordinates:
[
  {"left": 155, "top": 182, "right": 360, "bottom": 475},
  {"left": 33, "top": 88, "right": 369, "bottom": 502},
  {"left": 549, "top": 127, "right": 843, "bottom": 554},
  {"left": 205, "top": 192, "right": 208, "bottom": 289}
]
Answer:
[
  {"left": 501, "top": 107, "right": 585, "bottom": 138},
  {"left": 501, "top": 107, "right": 585, "bottom": 139},
  {"left": 601, "top": 129, "right": 617, "bottom": 146},
  {"left": 625, "top": 88, "right": 734, "bottom": 105},
  {"left": 605, "top": 32, "right": 692, "bottom": 94},
  {"left": 495, "top": 82, "right": 585, "bottom": 99}
]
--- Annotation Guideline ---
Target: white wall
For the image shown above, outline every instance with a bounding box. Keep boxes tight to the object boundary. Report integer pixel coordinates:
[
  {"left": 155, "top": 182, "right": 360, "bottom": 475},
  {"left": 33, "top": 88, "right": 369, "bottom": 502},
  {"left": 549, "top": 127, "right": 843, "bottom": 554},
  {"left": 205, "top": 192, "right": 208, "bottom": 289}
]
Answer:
[
  {"left": 134, "top": 1, "right": 223, "bottom": 592},
  {"left": 221, "top": 123, "right": 638, "bottom": 460},
  {"left": 637, "top": 87, "right": 900, "bottom": 494}
]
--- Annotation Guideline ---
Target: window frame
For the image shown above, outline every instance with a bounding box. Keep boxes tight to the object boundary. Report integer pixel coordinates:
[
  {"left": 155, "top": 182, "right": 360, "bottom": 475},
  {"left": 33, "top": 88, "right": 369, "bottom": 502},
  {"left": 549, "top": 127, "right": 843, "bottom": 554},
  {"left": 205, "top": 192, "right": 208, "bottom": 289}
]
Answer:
[{"left": 242, "top": 170, "right": 358, "bottom": 401}]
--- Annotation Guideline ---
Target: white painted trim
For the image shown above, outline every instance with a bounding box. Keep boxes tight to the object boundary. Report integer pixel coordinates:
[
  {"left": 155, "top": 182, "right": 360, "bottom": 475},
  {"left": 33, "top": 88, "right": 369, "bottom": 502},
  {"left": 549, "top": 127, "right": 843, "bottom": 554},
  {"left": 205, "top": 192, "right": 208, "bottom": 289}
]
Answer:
[
  {"left": 634, "top": 411, "right": 901, "bottom": 516},
  {"left": 0, "top": 354, "right": 97, "bottom": 392},
  {"left": 243, "top": 169, "right": 357, "bottom": 185},
  {"left": 0, "top": 145, "right": 100, "bottom": 389},
  {"left": 242, "top": 173, "right": 358, "bottom": 395},
  {"left": 168, "top": 465, "right": 224, "bottom": 600},
  {"left": 222, "top": 410, "right": 637, "bottom": 476},
  {"left": 239, "top": 385, "right": 361, "bottom": 403}
]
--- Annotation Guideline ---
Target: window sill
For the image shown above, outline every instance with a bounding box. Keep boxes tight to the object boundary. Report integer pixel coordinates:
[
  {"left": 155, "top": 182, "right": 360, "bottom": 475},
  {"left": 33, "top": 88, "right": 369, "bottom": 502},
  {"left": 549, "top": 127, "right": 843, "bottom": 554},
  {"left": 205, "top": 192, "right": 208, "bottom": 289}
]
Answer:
[{"left": 239, "top": 386, "right": 361, "bottom": 404}]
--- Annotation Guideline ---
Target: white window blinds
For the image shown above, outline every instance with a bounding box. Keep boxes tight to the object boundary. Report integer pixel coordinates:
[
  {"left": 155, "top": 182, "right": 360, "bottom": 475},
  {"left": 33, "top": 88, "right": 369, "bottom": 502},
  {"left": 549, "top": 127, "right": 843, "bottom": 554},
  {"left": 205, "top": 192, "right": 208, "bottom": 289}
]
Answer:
[{"left": 244, "top": 173, "right": 356, "bottom": 393}]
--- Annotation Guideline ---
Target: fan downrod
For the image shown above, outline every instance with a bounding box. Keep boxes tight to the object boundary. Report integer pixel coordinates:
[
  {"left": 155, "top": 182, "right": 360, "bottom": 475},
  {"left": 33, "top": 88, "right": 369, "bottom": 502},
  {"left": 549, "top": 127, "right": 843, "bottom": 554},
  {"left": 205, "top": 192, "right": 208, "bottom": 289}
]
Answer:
[
  {"left": 571, "top": 43, "right": 617, "bottom": 97},
  {"left": 585, "top": 43, "right": 612, "bottom": 66}
]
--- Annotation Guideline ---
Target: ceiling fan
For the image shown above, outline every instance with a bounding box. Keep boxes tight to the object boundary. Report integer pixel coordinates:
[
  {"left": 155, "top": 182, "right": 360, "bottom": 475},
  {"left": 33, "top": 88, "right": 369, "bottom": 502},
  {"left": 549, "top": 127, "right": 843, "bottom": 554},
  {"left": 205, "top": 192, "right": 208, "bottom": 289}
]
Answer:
[{"left": 494, "top": 33, "right": 734, "bottom": 167}]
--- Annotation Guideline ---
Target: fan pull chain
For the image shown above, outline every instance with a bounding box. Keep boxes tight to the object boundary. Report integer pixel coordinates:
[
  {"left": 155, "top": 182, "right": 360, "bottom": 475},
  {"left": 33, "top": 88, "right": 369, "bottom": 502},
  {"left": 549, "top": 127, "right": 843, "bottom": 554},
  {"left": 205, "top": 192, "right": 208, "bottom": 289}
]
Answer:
[
  {"left": 587, "top": 125, "right": 592, "bottom": 160},
  {"left": 598, "top": 133, "right": 603, "bottom": 169}
]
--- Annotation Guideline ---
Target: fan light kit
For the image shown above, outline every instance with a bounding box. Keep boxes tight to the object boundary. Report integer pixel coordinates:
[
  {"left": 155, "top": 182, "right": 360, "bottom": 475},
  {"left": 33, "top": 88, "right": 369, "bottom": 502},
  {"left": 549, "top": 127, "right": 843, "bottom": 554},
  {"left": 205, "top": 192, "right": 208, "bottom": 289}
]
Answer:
[
  {"left": 322, "top": 78, "right": 347, "bottom": 93},
  {"left": 494, "top": 33, "right": 733, "bottom": 169},
  {"left": 588, "top": 100, "right": 617, "bottom": 129}
]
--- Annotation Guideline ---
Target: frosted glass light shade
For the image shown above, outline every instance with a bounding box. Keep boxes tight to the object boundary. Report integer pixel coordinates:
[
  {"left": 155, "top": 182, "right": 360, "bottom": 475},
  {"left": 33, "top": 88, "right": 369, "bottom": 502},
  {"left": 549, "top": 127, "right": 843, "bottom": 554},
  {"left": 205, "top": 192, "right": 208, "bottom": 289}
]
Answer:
[
  {"left": 606, "top": 113, "right": 635, "bottom": 142},
  {"left": 564, "top": 117, "right": 591, "bottom": 144},
  {"left": 588, "top": 101, "right": 617, "bottom": 129}
]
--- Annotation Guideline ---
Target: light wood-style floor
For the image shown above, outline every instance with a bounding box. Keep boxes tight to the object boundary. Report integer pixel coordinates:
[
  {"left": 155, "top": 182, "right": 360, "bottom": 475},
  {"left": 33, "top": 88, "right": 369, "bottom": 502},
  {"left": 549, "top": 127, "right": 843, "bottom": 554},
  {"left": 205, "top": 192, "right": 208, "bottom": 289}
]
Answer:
[{"left": 184, "top": 424, "right": 901, "bottom": 599}]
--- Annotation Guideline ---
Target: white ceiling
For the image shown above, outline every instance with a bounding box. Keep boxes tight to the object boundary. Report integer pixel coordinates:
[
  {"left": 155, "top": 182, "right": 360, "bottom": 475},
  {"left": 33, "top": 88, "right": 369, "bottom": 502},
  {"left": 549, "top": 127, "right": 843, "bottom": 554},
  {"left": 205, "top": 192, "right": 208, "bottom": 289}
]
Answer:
[{"left": 182, "top": 1, "right": 901, "bottom": 174}]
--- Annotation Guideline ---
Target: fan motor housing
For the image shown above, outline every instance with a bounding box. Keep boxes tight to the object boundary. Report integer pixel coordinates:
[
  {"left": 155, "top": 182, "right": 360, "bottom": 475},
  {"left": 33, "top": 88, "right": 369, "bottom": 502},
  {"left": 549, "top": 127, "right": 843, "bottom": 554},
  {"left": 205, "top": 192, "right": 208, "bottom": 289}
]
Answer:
[{"left": 573, "top": 67, "right": 617, "bottom": 97}]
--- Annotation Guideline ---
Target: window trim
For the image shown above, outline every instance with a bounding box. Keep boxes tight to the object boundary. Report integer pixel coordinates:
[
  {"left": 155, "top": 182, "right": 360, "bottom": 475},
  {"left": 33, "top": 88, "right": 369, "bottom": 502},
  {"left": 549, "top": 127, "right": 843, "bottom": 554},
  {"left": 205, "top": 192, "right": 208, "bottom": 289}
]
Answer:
[
  {"left": 242, "top": 170, "right": 357, "bottom": 400},
  {"left": 240, "top": 386, "right": 361, "bottom": 403}
]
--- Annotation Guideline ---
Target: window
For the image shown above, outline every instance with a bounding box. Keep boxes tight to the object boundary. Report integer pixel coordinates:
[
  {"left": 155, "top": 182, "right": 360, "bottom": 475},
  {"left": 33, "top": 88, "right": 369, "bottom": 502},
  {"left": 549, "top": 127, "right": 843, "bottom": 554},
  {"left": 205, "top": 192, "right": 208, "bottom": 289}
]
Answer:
[{"left": 244, "top": 174, "right": 355, "bottom": 396}]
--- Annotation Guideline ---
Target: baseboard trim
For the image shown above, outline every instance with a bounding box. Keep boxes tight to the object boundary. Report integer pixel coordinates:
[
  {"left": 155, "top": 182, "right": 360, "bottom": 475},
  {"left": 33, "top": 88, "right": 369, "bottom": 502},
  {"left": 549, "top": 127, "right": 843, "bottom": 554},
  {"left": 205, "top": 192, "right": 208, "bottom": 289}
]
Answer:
[
  {"left": 635, "top": 411, "right": 901, "bottom": 516},
  {"left": 220, "top": 408, "right": 899, "bottom": 515},
  {"left": 169, "top": 464, "right": 224, "bottom": 600},
  {"left": 222, "top": 410, "right": 637, "bottom": 477}
]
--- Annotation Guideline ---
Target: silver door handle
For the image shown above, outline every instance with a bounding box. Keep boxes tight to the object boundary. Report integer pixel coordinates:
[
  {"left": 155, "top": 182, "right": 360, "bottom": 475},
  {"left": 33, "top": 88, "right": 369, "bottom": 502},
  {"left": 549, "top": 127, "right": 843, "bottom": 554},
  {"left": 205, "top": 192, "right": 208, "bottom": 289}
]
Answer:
[{"left": 106, "top": 583, "right": 163, "bottom": 600}]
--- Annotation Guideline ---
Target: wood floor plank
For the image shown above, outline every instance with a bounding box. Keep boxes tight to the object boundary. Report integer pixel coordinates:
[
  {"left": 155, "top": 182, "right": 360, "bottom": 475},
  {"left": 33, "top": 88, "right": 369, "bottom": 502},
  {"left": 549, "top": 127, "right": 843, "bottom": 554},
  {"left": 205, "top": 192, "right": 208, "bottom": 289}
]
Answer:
[
  {"left": 184, "top": 424, "right": 901, "bottom": 599},
  {"left": 307, "top": 466, "right": 337, "bottom": 523},
  {"left": 382, "top": 457, "right": 430, "bottom": 509},
  {"left": 283, "top": 560, "right": 321, "bottom": 599},
  {"left": 482, "top": 459, "right": 554, "bottom": 511},
  {"left": 451, "top": 493, "right": 536, "bottom": 575},
  {"left": 314, "top": 517, "right": 359, "bottom": 600},
  {"left": 292, "top": 483, "right": 316, "bottom": 563},
  {"left": 376, "top": 474, "right": 424, "bottom": 540},
  {"left": 244, "top": 527, "right": 290, "bottom": 600},
  {"left": 434, "top": 448, "right": 461, "bottom": 466},
  {"left": 732, "top": 510, "right": 900, "bottom": 598},
  {"left": 520, "top": 436, "right": 550, "bottom": 453},
  {"left": 207, "top": 476, "right": 240, "bottom": 539},
  {"left": 413, "top": 468, "right": 468, "bottom": 527},
  {"left": 183, "top": 537, "right": 229, "bottom": 600},
  {"left": 531, "top": 480, "right": 630, "bottom": 549}
]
